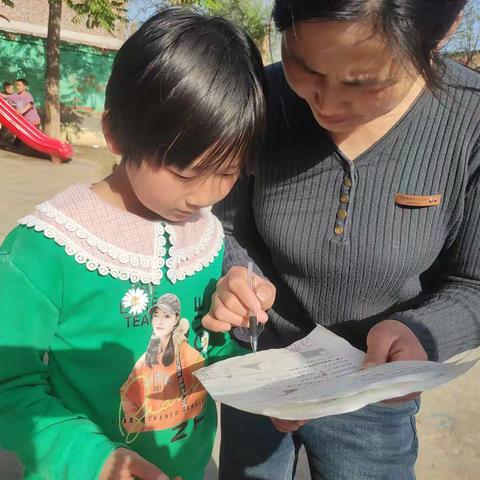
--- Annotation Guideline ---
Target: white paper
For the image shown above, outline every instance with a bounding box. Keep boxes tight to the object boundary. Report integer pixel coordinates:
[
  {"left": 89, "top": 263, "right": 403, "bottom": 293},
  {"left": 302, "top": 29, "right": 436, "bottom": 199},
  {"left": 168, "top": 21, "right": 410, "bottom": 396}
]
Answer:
[{"left": 194, "top": 326, "right": 478, "bottom": 420}]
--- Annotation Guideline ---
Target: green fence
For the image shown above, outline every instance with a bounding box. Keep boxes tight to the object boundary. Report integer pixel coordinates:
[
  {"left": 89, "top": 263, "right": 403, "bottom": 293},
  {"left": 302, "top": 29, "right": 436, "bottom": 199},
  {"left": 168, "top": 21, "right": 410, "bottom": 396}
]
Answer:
[{"left": 0, "top": 31, "right": 115, "bottom": 113}]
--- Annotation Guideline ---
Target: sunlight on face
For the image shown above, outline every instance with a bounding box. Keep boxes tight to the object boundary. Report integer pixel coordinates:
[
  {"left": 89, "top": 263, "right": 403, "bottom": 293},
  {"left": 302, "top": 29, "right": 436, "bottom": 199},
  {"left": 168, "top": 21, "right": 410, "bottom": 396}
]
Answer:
[
  {"left": 126, "top": 157, "right": 240, "bottom": 223},
  {"left": 281, "top": 20, "right": 419, "bottom": 133}
]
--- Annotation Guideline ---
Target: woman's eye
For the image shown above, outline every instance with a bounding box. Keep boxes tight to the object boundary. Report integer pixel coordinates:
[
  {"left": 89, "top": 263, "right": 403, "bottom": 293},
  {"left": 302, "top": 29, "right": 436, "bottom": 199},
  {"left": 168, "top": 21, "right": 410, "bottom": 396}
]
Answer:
[{"left": 302, "top": 65, "right": 325, "bottom": 78}]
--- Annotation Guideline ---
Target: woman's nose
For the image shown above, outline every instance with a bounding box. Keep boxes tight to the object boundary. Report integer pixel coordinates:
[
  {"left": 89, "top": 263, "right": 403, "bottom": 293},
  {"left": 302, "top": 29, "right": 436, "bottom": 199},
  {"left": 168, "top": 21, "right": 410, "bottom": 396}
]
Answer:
[{"left": 312, "top": 76, "right": 347, "bottom": 115}]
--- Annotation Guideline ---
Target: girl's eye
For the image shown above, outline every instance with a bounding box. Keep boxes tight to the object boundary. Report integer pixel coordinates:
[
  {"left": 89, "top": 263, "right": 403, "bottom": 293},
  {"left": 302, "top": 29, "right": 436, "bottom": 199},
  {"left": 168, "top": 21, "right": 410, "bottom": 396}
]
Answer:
[
  {"left": 171, "top": 170, "right": 196, "bottom": 180},
  {"left": 217, "top": 168, "right": 240, "bottom": 178}
]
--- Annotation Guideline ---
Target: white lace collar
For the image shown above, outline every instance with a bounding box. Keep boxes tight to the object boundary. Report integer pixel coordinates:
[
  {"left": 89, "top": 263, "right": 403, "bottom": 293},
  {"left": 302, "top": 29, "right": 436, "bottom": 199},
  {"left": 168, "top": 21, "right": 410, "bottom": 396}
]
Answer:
[{"left": 19, "top": 184, "right": 224, "bottom": 285}]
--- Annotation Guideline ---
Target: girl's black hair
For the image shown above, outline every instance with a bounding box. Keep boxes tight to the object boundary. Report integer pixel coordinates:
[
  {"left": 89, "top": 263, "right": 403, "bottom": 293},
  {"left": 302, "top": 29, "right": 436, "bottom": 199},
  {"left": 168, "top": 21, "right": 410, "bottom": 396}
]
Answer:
[
  {"left": 104, "top": 6, "right": 266, "bottom": 172},
  {"left": 3, "top": 82, "right": 13, "bottom": 89},
  {"left": 272, "top": 0, "right": 468, "bottom": 90}
]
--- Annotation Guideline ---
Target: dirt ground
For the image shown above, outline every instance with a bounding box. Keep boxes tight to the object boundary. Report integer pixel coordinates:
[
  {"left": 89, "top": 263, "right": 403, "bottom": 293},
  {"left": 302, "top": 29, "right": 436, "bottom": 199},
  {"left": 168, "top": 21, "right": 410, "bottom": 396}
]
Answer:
[{"left": 0, "top": 147, "right": 478, "bottom": 479}]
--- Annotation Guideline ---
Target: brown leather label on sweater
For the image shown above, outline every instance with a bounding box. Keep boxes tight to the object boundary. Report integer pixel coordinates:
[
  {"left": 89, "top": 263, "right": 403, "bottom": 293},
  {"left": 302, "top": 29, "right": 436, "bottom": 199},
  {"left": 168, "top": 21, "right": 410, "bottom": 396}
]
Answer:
[{"left": 395, "top": 194, "right": 441, "bottom": 207}]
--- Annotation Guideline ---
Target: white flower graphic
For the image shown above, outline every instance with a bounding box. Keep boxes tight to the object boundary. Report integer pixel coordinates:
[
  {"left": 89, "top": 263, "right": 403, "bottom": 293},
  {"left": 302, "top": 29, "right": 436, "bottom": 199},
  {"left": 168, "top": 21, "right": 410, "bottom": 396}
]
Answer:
[
  {"left": 200, "top": 331, "right": 209, "bottom": 354},
  {"left": 122, "top": 288, "right": 149, "bottom": 316}
]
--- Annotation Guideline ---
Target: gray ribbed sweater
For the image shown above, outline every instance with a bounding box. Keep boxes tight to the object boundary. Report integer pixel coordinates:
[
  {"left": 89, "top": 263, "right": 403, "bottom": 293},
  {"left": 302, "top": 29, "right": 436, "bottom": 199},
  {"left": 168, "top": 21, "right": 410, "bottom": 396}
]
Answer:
[{"left": 214, "top": 60, "right": 480, "bottom": 362}]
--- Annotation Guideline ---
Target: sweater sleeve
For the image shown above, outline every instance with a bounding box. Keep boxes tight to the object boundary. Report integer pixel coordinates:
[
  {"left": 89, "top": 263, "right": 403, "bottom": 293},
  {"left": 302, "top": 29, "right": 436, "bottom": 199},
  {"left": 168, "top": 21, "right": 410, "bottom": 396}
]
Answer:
[
  {"left": 389, "top": 142, "right": 480, "bottom": 362},
  {"left": 212, "top": 182, "right": 280, "bottom": 352},
  {"left": 0, "top": 247, "right": 122, "bottom": 479},
  {"left": 213, "top": 174, "right": 272, "bottom": 276}
]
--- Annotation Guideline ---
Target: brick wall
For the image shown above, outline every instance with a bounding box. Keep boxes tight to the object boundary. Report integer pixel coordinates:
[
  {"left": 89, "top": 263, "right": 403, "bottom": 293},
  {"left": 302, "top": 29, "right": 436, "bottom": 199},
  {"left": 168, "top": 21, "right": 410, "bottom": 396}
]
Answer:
[{"left": 0, "top": 0, "right": 124, "bottom": 40}]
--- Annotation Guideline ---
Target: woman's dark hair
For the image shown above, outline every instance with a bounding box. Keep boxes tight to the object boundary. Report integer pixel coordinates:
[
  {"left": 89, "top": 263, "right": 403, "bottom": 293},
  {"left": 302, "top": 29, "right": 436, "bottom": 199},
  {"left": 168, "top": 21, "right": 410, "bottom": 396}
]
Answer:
[
  {"left": 3, "top": 82, "right": 13, "bottom": 90},
  {"left": 104, "top": 6, "right": 266, "bottom": 172},
  {"left": 273, "top": 0, "right": 468, "bottom": 90}
]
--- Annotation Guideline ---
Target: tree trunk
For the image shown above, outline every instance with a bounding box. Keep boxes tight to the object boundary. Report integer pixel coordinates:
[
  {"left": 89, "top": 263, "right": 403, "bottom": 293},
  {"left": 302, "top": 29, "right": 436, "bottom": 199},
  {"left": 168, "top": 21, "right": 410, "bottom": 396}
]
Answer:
[
  {"left": 465, "top": 51, "right": 475, "bottom": 68},
  {"left": 44, "top": 0, "right": 62, "bottom": 139},
  {"left": 260, "top": 24, "right": 271, "bottom": 65}
]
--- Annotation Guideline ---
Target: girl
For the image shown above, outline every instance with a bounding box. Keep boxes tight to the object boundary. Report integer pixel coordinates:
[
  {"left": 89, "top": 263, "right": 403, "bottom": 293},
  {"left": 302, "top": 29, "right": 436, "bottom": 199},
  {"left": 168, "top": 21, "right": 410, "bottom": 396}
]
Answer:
[
  {"left": 0, "top": 7, "right": 264, "bottom": 480},
  {"left": 204, "top": 0, "right": 480, "bottom": 479}
]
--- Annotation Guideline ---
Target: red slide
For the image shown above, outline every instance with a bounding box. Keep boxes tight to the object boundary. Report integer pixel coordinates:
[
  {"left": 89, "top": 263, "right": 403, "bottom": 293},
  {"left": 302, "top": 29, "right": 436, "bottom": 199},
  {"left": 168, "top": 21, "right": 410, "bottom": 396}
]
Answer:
[{"left": 0, "top": 97, "right": 73, "bottom": 163}]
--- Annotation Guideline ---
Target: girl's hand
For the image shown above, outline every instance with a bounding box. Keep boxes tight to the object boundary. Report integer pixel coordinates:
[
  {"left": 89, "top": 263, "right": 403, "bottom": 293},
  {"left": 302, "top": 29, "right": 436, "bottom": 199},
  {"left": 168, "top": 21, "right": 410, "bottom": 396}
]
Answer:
[
  {"left": 202, "top": 266, "right": 276, "bottom": 332},
  {"left": 99, "top": 448, "right": 181, "bottom": 480},
  {"left": 270, "top": 417, "right": 308, "bottom": 433}
]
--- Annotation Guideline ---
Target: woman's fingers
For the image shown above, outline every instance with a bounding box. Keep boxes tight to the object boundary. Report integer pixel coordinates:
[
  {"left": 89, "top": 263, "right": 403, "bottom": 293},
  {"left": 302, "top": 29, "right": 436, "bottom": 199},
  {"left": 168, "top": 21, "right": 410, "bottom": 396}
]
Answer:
[{"left": 270, "top": 417, "right": 308, "bottom": 433}]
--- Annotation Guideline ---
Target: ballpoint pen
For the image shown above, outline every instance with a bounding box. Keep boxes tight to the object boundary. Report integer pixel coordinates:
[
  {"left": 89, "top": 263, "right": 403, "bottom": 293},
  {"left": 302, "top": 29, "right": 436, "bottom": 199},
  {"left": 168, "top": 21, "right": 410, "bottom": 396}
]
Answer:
[{"left": 247, "top": 261, "right": 258, "bottom": 353}]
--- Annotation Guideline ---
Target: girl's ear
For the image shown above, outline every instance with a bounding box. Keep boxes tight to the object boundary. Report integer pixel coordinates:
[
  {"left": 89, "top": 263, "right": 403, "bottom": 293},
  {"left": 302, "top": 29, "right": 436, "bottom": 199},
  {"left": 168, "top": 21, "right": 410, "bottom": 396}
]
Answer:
[{"left": 102, "top": 111, "right": 122, "bottom": 155}]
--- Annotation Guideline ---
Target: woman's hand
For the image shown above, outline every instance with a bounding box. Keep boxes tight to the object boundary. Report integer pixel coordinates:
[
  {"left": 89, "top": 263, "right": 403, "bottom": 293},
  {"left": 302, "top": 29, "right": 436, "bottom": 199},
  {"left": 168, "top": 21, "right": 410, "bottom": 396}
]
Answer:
[
  {"left": 363, "top": 319, "right": 428, "bottom": 403},
  {"left": 99, "top": 448, "right": 181, "bottom": 480},
  {"left": 202, "top": 266, "right": 276, "bottom": 332},
  {"left": 270, "top": 417, "right": 308, "bottom": 433}
]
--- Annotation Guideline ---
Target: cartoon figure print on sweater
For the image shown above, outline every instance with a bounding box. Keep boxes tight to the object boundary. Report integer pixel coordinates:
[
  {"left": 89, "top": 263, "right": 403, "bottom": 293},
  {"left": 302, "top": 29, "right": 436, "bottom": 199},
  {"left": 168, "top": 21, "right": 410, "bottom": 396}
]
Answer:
[{"left": 120, "top": 293, "right": 207, "bottom": 440}]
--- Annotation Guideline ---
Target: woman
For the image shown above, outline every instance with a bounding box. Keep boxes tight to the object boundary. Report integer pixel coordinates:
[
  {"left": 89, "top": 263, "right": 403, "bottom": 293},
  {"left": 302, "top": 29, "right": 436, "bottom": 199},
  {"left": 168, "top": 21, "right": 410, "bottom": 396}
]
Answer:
[
  {"left": 121, "top": 294, "right": 206, "bottom": 437},
  {"left": 203, "top": 0, "right": 480, "bottom": 478}
]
